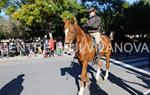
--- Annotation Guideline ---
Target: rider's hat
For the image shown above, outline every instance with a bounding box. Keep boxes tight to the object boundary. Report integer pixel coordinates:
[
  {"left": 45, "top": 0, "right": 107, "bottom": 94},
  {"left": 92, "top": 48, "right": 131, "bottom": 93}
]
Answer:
[{"left": 87, "top": 7, "right": 96, "bottom": 13}]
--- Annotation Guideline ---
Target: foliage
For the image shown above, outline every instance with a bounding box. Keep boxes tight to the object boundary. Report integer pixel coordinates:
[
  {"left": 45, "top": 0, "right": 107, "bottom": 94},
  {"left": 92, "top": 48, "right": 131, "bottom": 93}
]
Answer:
[
  {"left": 12, "top": 0, "right": 57, "bottom": 26},
  {"left": 80, "top": 0, "right": 130, "bottom": 32},
  {"left": 60, "top": 11, "right": 77, "bottom": 22},
  {"left": 6, "top": 5, "right": 17, "bottom": 15},
  {"left": 119, "top": 1, "right": 150, "bottom": 35},
  {"left": 0, "top": 0, "right": 150, "bottom": 41},
  {"left": 80, "top": 17, "right": 88, "bottom": 24},
  {"left": 0, "top": 0, "right": 6, "bottom": 11},
  {"left": 3, "top": 0, "right": 84, "bottom": 38},
  {"left": 144, "top": 0, "right": 150, "bottom": 5}
]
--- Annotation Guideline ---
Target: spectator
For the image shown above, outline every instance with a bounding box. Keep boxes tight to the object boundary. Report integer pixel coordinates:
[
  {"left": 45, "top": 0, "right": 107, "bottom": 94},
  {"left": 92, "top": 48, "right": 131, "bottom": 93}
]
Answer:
[
  {"left": 36, "top": 37, "right": 42, "bottom": 54},
  {"left": 0, "top": 43, "right": 8, "bottom": 57},
  {"left": 48, "top": 37, "right": 55, "bottom": 57},
  {"left": 42, "top": 35, "right": 48, "bottom": 52},
  {"left": 17, "top": 41, "right": 26, "bottom": 56},
  {"left": 28, "top": 43, "right": 36, "bottom": 57},
  {"left": 56, "top": 41, "right": 63, "bottom": 56}
]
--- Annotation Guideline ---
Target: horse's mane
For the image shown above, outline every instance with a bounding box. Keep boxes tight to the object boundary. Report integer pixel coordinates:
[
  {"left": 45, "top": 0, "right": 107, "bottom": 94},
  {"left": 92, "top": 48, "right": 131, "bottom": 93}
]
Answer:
[
  {"left": 74, "top": 23, "right": 86, "bottom": 36},
  {"left": 74, "top": 23, "right": 93, "bottom": 41}
]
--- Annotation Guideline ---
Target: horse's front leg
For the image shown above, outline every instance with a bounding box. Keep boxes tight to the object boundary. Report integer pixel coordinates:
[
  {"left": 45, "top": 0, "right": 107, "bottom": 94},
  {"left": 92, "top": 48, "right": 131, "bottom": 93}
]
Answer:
[
  {"left": 85, "top": 73, "right": 91, "bottom": 88},
  {"left": 78, "top": 61, "right": 88, "bottom": 95},
  {"left": 96, "top": 60, "right": 102, "bottom": 82},
  {"left": 104, "top": 55, "right": 110, "bottom": 80}
]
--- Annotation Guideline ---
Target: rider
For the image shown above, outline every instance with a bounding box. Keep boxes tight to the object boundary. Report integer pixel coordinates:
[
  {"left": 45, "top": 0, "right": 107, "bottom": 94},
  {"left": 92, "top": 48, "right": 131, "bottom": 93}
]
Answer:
[{"left": 82, "top": 7, "right": 102, "bottom": 59}]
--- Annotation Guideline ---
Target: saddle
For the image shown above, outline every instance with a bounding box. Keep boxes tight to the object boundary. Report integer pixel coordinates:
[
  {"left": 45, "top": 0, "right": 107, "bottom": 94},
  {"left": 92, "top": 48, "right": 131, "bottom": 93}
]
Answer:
[
  {"left": 91, "top": 36, "right": 102, "bottom": 51},
  {"left": 91, "top": 36, "right": 102, "bottom": 64}
]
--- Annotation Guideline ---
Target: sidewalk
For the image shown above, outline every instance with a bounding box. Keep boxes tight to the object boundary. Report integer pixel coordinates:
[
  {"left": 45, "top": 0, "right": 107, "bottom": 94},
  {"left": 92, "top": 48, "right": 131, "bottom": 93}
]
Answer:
[
  {"left": 0, "top": 54, "right": 44, "bottom": 62},
  {"left": 0, "top": 53, "right": 74, "bottom": 62}
]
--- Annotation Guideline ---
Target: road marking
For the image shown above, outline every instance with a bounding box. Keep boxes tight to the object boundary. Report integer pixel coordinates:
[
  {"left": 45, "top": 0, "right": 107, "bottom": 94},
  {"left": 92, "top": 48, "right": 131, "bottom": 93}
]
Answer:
[{"left": 109, "top": 58, "right": 150, "bottom": 76}]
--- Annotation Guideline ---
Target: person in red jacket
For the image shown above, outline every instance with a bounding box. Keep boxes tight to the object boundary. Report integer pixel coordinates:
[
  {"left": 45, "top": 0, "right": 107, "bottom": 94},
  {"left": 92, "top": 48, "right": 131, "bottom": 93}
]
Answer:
[{"left": 48, "top": 37, "right": 55, "bottom": 57}]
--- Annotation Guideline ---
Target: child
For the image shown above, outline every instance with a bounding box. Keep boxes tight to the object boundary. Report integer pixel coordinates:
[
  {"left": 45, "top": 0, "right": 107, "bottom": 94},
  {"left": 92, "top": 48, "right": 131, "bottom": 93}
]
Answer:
[{"left": 56, "top": 41, "right": 63, "bottom": 56}]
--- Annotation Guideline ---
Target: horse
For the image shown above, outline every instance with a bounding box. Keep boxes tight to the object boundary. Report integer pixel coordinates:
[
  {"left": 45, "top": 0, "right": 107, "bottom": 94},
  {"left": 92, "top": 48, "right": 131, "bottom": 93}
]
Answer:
[{"left": 63, "top": 19, "right": 111, "bottom": 95}]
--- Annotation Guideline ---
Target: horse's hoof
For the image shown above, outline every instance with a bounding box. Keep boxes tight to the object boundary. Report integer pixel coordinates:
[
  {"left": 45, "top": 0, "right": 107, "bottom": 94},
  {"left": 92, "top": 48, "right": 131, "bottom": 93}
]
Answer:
[
  {"left": 104, "top": 76, "right": 108, "bottom": 80},
  {"left": 78, "top": 91, "right": 83, "bottom": 95},
  {"left": 96, "top": 76, "right": 100, "bottom": 82},
  {"left": 78, "top": 87, "right": 84, "bottom": 95},
  {"left": 78, "top": 92, "right": 83, "bottom": 95},
  {"left": 96, "top": 79, "right": 99, "bottom": 83}
]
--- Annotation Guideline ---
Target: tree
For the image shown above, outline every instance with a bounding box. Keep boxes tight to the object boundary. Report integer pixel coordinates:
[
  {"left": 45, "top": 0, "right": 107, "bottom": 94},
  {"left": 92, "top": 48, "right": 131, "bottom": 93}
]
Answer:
[
  {"left": 123, "top": 1, "right": 150, "bottom": 36},
  {"left": 0, "top": 0, "right": 6, "bottom": 12},
  {"left": 80, "top": 0, "right": 129, "bottom": 33},
  {"left": 0, "top": 0, "right": 85, "bottom": 38}
]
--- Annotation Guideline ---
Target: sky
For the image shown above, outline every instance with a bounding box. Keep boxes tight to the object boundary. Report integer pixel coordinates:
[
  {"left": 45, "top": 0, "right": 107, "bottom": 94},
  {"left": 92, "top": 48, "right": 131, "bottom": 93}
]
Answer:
[
  {"left": 0, "top": 11, "right": 5, "bottom": 16},
  {"left": 126, "top": 0, "right": 136, "bottom": 4},
  {"left": 0, "top": 11, "right": 9, "bottom": 19}
]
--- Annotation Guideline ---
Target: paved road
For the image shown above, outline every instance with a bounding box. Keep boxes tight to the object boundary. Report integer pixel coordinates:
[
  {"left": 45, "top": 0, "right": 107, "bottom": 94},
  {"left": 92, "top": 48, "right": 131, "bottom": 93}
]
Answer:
[{"left": 0, "top": 55, "right": 149, "bottom": 95}]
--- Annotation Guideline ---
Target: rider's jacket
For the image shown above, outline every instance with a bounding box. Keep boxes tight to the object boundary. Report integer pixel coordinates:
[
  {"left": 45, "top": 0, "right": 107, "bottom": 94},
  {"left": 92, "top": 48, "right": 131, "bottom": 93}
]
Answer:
[{"left": 83, "top": 15, "right": 102, "bottom": 33}]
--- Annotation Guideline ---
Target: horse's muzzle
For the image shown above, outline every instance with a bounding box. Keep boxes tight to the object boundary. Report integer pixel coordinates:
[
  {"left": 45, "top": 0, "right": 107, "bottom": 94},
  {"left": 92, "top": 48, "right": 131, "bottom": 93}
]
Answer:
[{"left": 64, "top": 43, "right": 72, "bottom": 50}]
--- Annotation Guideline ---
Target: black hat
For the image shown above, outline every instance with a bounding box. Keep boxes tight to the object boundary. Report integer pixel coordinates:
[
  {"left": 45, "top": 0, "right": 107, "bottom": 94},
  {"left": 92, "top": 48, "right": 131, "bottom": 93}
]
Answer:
[{"left": 87, "top": 7, "right": 96, "bottom": 13}]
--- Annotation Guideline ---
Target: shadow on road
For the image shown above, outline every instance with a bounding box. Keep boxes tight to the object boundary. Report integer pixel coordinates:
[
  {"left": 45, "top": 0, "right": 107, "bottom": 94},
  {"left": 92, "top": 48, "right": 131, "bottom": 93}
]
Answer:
[
  {"left": 126, "top": 71, "right": 150, "bottom": 89},
  {"left": 0, "top": 74, "right": 25, "bottom": 95},
  {"left": 89, "top": 71, "right": 108, "bottom": 95},
  {"left": 104, "top": 70, "right": 143, "bottom": 95},
  {"left": 137, "top": 75, "right": 150, "bottom": 89},
  {"left": 60, "top": 61, "right": 108, "bottom": 95},
  {"left": 60, "top": 61, "right": 81, "bottom": 91}
]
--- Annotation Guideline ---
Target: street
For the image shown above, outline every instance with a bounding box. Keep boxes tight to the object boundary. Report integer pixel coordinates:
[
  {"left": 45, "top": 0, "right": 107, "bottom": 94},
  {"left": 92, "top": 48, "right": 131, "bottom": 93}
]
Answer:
[{"left": 0, "top": 55, "right": 150, "bottom": 95}]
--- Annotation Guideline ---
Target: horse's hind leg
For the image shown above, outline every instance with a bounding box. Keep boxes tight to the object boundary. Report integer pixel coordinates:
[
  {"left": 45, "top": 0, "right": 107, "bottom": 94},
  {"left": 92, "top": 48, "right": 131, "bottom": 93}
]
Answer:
[
  {"left": 96, "top": 60, "right": 102, "bottom": 82},
  {"left": 104, "top": 54, "right": 110, "bottom": 80}
]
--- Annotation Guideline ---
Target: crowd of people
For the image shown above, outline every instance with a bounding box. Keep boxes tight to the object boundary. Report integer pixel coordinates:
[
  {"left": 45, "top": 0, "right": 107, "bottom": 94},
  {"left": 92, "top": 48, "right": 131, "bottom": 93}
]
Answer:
[{"left": 0, "top": 36, "right": 74, "bottom": 58}]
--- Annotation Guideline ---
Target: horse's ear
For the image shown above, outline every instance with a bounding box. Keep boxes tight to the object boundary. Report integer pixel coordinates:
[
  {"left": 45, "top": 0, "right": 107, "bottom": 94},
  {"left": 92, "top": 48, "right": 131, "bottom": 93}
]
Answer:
[
  {"left": 64, "top": 19, "right": 67, "bottom": 24},
  {"left": 71, "top": 17, "right": 77, "bottom": 25},
  {"left": 70, "top": 20, "right": 74, "bottom": 25}
]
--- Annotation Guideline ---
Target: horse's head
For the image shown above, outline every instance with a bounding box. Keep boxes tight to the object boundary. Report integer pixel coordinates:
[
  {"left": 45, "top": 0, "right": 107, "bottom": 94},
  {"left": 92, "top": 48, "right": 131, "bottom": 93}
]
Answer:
[{"left": 64, "top": 20, "right": 76, "bottom": 44}]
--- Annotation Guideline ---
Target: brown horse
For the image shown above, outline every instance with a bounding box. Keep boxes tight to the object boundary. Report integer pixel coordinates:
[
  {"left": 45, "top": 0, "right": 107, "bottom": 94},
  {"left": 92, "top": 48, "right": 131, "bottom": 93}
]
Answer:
[{"left": 64, "top": 19, "right": 111, "bottom": 95}]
